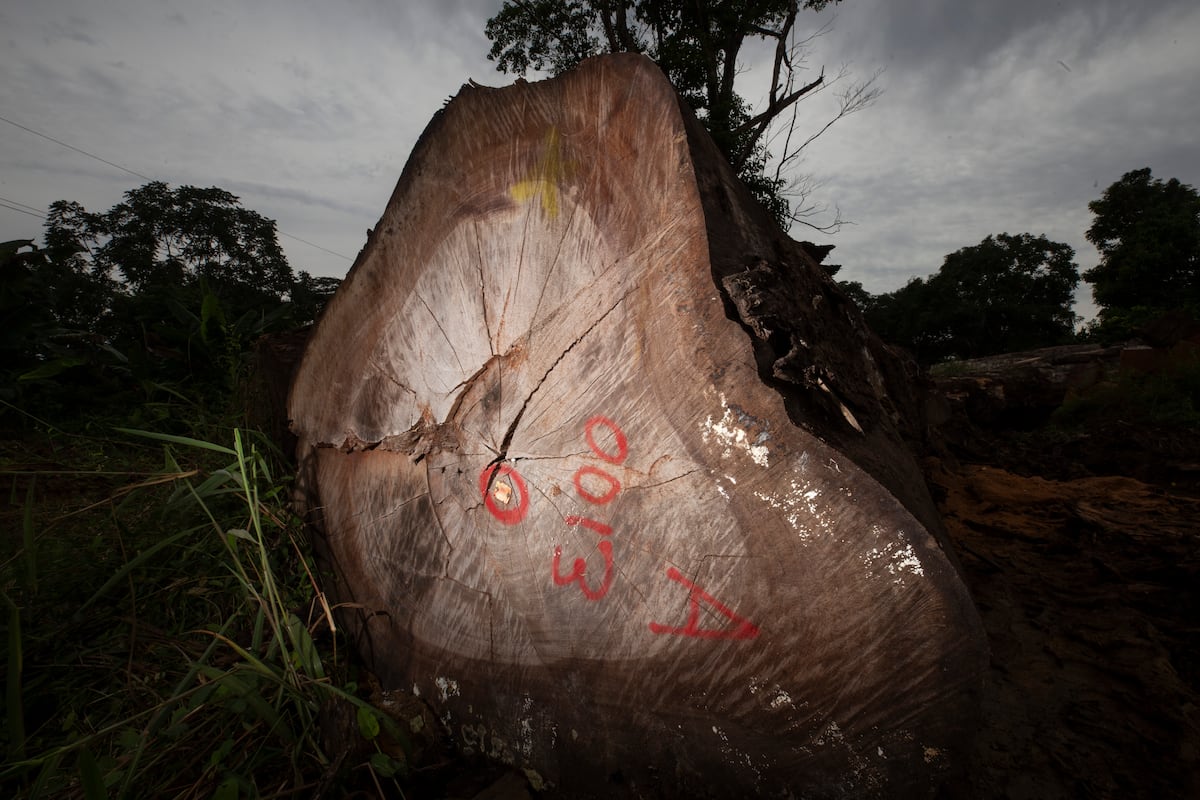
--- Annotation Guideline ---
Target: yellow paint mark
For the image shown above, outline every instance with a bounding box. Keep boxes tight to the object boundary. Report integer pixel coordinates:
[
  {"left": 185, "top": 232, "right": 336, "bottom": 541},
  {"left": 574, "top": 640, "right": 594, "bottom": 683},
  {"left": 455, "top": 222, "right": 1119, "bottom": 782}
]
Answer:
[{"left": 510, "top": 128, "right": 573, "bottom": 218}]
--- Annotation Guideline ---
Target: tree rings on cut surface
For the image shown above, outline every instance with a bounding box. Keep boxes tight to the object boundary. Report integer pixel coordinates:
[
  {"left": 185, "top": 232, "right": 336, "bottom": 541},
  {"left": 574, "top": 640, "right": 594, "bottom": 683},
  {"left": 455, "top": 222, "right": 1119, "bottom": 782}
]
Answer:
[{"left": 289, "top": 53, "right": 986, "bottom": 798}]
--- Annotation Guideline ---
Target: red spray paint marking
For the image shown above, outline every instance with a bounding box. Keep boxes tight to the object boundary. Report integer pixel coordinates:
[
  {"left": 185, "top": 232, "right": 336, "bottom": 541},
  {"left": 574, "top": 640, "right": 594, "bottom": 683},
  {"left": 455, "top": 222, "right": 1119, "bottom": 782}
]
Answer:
[
  {"left": 573, "top": 465, "right": 621, "bottom": 505},
  {"left": 479, "top": 463, "right": 530, "bottom": 525},
  {"left": 552, "top": 517, "right": 614, "bottom": 600},
  {"left": 553, "top": 416, "right": 629, "bottom": 602},
  {"left": 487, "top": 413, "right": 759, "bottom": 642},
  {"left": 584, "top": 415, "right": 628, "bottom": 464},
  {"left": 563, "top": 515, "right": 613, "bottom": 535},
  {"left": 649, "top": 566, "right": 761, "bottom": 640}
]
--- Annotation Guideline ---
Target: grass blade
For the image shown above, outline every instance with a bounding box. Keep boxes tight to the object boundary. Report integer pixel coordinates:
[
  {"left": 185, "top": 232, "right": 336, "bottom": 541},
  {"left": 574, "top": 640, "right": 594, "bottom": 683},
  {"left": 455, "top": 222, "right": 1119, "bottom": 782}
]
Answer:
[
  {"left": 114, "top": 427, "right": 237, "bottom": 456},
  {"left": 22, "top": 476, "right": 37, "bottom": 593},
  {"left": 76, "top": 747, "right": 107, "bottom": 800},
  {"left": 3, "top": 592, "right": 25, "bottom": 762}
]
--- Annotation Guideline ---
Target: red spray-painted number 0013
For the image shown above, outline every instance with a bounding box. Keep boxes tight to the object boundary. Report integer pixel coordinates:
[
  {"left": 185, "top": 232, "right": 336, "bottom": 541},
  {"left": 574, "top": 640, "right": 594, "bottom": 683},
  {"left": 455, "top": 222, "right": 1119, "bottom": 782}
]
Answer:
[{"left": 552, "top": 416, "right": 630, "bottom": 602}]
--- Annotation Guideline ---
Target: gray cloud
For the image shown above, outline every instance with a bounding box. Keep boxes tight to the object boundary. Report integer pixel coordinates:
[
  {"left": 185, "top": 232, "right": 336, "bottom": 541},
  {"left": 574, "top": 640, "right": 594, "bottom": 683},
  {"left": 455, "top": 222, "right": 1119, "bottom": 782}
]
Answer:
[
  {"left": 784, "top": 0, "right": 1200, "bottom": 319},
  {"left": 1, "top": 0, "right": 1195, "bottom": 320}
]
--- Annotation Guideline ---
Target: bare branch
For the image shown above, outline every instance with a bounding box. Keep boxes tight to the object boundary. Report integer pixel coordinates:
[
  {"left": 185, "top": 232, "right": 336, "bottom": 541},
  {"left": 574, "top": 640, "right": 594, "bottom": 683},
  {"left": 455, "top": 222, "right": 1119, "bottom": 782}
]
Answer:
[
  {"left": 768, "top": 64, "right": 885, "bottom": 234},
  {"left": 764, "top": 5, "right": 797, "bottom": 112},
  {"left": 733, "top": 71, "right": 824, "bottom": 167},
  {"left": 792, "top": 68, "right": 883, "bottom": 167}
]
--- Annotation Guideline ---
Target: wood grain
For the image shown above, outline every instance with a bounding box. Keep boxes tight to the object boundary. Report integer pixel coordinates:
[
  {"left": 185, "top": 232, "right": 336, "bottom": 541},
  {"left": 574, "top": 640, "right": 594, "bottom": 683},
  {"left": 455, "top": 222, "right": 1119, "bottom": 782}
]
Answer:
[{"left": 289, "top": 53, "right": 986, "bottom": 798}]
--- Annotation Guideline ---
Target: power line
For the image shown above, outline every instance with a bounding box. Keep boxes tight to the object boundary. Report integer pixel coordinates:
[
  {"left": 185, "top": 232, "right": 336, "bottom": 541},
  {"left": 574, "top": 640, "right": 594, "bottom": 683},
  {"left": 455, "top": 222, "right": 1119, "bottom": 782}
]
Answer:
[
  {"left": 0, "top": 113, "right": 353, "bottom": 261},
  {"left": 0, "top": 194, "right": 44, "bottom": 214},
  {"left": 279, "top": 230, "right": 352, "bottom": 261},
  {"left": 0, "top": 199, "right": 44, "bottom": 219},
  {"left": 0, "top": 113, "right": 152, "bottom": 181}
]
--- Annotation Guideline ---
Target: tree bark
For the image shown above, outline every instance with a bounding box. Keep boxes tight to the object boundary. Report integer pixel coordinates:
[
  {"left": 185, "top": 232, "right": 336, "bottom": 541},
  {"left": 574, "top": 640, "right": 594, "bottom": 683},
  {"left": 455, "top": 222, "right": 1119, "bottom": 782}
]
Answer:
[{"left": 289, "top": 53, "right": 986, "bottom": 798}]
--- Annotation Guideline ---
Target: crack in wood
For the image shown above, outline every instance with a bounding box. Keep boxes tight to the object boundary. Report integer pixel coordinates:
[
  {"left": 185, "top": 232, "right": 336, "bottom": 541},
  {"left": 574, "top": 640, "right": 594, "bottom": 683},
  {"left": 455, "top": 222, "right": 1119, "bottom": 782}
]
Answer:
[
  {"left": 509, "top": 449, "right": 590, "bottom": 463},
  {"left": 324, "top": 413, "right": 462, "bottom": 458},
  {"left": 417, "top": 289, "right": 467, "bottom": 376},
  {"left": 473, "top": 220, "right": 494, "bottom": 356},
  {"left": 531, "top": 484, "right": 571, "bottom": 528},
  {"left": 368, "top": 357, "right": 418, "bottom": 396},
  {"left": 418, "top": 459, "right": 457, "bottom": 561},
  {"left": 624, "top": 468, "right": 701, "bottom": 492},
  {"left": 374, "top": 492, "right": 434, "bottom": 519},
  {"left": 720, "top": 260, "right": 872, "bottom": 440},
  {"left": 484, "top": 287, "right": 635, "bottom": 496},
  {"left": 499, "top": 176, "right": 536, "bottom": 355},
  {"left": 445, "top": 357, "right": 498, "bottom": 424},
  {"left": 526, "top": 173, "right": 585, "bottom": 340}
]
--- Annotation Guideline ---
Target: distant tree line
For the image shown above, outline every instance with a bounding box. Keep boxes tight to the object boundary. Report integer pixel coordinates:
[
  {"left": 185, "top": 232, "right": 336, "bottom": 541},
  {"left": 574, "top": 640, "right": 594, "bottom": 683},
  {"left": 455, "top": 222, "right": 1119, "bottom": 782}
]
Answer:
[
  {"left": 1081, "top": 168, "right": 1200, "bottom": 340},
  {"left": 4, "top": 166, "right": 1195, "bottom": 426},
  {"left": 1, "top": 182, "right": 340, "bottom": 425},
  {"left": 838, "top": 168, "right": 1200, "bottom": 364}
]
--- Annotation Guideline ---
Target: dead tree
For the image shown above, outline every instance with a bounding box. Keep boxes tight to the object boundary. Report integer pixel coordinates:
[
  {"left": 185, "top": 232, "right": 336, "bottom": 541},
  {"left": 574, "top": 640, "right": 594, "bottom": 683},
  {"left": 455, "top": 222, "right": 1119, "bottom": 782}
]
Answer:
[{"left": 289, "top": 53, "right": 986, "bottom": 798}]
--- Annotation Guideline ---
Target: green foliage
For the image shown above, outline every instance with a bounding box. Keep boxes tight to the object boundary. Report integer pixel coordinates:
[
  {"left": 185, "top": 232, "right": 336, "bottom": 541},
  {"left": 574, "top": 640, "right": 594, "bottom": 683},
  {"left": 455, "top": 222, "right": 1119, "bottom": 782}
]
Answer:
[
  {"left": 0, "top": 241, "right": 127, "bottom": 419},
  {"left": 1083, "top": 168, "right": 1200, "bottom": 341},
  {"left": 51, "top": 183, "right": 293, "bottom": 298},
  {"left": 835, "top": 278, "right": 873, "bottom": 310},
  {"left": 860, "top": 233, "right": 1080, "bottom": 364},
  {"left": 0, "top": 428, "right": 406, "bottom": 798},
  {"left": 486, "top": 0, "right": 605, "bottom": 75},
  {"left": 2, "top": 185, "right": 340, "bottom": 427},
  {"left": 1053, "top": 356, "right": 1200, "bottom": 431},
  {"left": 484, "top": 0, "right": 843, "bottom": 229},
  {"left": 0, "top": 182, "right": 396, "bottom": 797}
]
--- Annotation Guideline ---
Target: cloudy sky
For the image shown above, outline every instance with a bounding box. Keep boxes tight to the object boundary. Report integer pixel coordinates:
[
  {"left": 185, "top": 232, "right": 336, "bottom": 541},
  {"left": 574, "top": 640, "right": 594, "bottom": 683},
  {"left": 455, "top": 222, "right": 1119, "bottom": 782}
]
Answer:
[{"left": 3, "top": 0, "right": 1198, "bottom": 321}]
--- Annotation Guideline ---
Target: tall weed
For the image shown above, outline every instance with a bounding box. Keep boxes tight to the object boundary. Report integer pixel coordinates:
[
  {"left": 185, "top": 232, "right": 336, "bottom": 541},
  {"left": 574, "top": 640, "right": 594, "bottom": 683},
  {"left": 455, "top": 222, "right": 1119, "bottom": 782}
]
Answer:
[{"left": 0, "top": 427, "right": 407, "bottom": 799}]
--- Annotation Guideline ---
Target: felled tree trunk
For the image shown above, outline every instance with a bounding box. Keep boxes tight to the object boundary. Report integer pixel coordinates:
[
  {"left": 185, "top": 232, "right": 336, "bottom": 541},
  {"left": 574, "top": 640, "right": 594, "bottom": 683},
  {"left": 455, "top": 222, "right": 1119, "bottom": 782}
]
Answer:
[{"left": 289, "top": 53, "right": 986, "bottom": 798}]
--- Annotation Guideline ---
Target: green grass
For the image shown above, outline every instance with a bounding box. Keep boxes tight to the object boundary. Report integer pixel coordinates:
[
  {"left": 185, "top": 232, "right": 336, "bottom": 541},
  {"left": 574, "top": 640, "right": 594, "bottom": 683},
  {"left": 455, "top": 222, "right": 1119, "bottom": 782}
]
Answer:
[
  {"left": 928, "top": 358, "right": 973, "bottom": 378},
  {"left": 0, "top": 422, "right": 408, "bottom": 799}
]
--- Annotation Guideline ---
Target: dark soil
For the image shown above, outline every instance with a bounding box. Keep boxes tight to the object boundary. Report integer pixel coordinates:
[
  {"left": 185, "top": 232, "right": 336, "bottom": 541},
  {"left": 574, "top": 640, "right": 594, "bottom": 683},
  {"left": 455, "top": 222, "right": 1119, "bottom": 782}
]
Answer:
[{"left": 927, "top": 383, "right": 1200, "bottom": 799}]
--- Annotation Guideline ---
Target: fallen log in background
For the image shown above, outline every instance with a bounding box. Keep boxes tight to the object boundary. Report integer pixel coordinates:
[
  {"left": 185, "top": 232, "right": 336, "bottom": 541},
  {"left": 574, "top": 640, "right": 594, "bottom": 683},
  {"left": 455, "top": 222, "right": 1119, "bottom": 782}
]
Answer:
[{"left": 289, "top": 53, "right": 986, "bottom": 798}]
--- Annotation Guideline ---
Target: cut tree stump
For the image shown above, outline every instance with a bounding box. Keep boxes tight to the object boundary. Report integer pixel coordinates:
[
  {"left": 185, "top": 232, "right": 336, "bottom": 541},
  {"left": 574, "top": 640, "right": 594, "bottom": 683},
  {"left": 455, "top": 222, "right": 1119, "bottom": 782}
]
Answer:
[{"left": 289, "top": 53, "right": 986, "bottom": 798}]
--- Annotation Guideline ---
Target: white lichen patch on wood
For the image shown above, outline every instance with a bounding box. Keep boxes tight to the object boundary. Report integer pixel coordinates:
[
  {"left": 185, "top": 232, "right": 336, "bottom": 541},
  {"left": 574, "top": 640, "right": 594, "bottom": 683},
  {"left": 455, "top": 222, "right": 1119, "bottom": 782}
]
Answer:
[
  {"left": 769, "top": 690, "right": 794, "bottom": 711},
  {"left": 813, "top": 720, "right": 844, "bottom": 747},
  {"left": 748, "top": 678, "right": 804, "bottom": 713},
  {"left": 708, "top": 725, "right": 767, "bottom": 784},
  {"left": 861, "top": 525, "right": 925, "bottom": 585},
  {"left": 460, "top": 722, "right": 517, "bottom": 764},
  {"left": 518, "top": 693, "right": 541, "bottom": 759},
  {"left": 701, "top": 393, "right": 770, "bottom": 467},
  {"left": 753, "top": 476, "right": 832, "bottom": 542},
  {"left": 435, "top": 675, "right": 461, "bottom": 701},
  {"left": 712, "top": 472, "right": 740, "bottom": 501}
]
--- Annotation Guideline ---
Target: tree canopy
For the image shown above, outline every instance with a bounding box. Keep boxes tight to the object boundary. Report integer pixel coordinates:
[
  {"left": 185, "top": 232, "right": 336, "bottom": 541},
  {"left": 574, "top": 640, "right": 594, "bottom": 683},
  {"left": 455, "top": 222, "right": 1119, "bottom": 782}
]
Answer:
[
  {"left": 860, "top": 233, "right": 1079, "bottom": 364},
  {"left": 45, "top": 182, "right": 296, "bottom": 303},
  {"left": 484, "top": 0, "right": 877, "bottom": 231},
  {"left": 1083, "top": 168, "right": 1200, "bottom": 338},
  {"left": 3, "top": 183, "right": 338, "bottom": 417}
]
